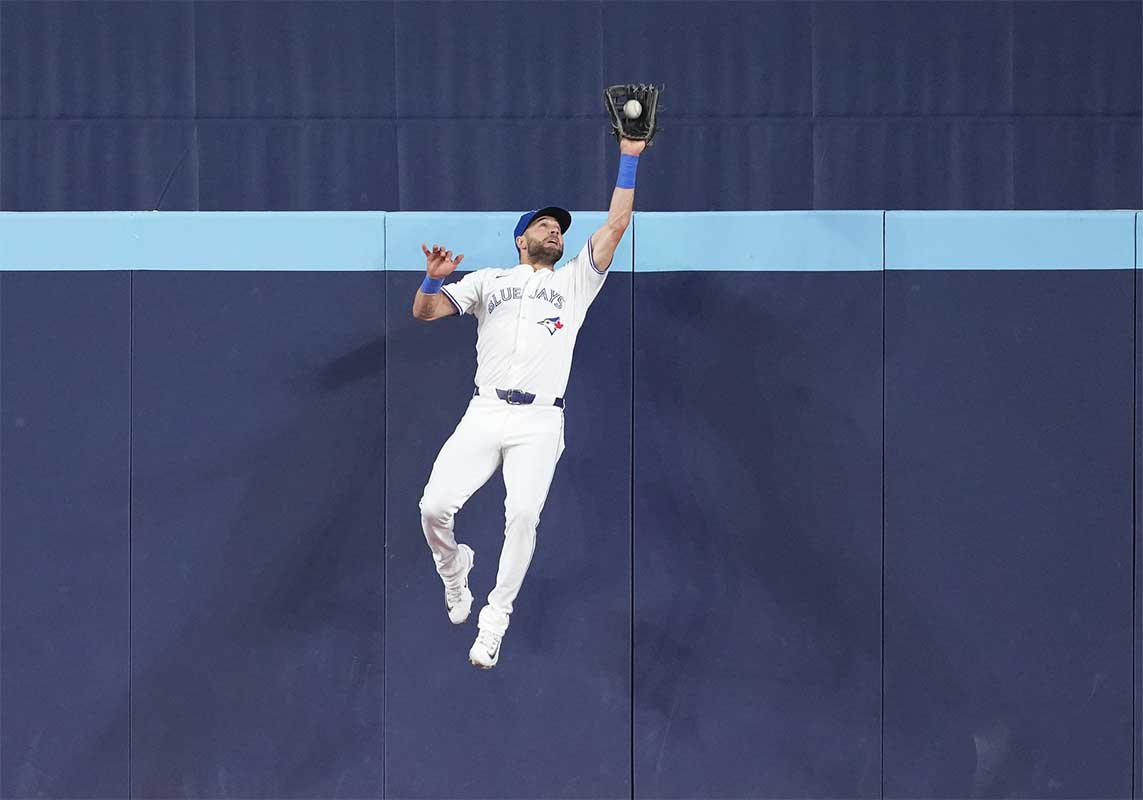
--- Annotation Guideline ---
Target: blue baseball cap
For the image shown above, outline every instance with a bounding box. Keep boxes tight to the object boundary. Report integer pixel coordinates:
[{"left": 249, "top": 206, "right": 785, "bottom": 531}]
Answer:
[{"left": 513, "top": 206, "right": 572, "bottom": 243}]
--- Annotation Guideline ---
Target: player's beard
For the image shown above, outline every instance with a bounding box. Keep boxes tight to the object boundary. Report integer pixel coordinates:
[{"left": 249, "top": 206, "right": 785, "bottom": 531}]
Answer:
[{"left": 527, "top": 238, "right": 563, "bottom": 268}]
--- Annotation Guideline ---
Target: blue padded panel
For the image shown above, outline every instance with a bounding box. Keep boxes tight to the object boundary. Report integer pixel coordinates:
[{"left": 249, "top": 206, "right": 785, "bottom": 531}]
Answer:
[
  {"left": 395, "top": 1, "right": 603, "bottom": 118},
  {"left": 1013, "top": 0, "right": 1142, "bottom": 114},
  {"left": 1136, "top": 252, "right": 1143, "bottom": 799},
  {"left": 385, "top": 211, "right": 632, "bottom": 272},
  {"left": 1012, "top": 117, "right": 1142, "bottom": 210},
  {"left": 633, "top": 270, "right": 882, "bottom": 798},
  {"left": 196, "top": 121, "right": 398, "bottom": 211},
  {"left": 1, "top": 122, "right": 198, "bottom": 211},
  {"left": 814, "top": 119, "right": 1013, "bottom": 209},
  {"left": 813, "top": 0, "right": 1013, "bottom": 115},
  {"left": 633, "top": 211, "right": 883, "bottom": 271},
  {"left": 886, "top": 211, "right": 1136, "bottom": 270},
  {"left": 0, "top": 212, "right": 385, "bottom": 271},
  {"left": 0, "top": 0, "right": 194, "bottom": 119},
  {"left": 603, "top": 1, "right": 812, "bottom": 116},
  {"left": 384, "top": 271, "right": 631, "bottom": 799},
  {"left": 396, "top": 119, "right": 607, "bottom": 211},
  {"left": 194, "top": 0, "right": 396, "bottom": 118},
  {"left": 620, "top": 120, "right": 813, "bottom": 211},
  {"left": 130, "top": 271, "right": 385, "bottom": 797},
  {"left": 884, "top": 269, "right": 1133, "bottom": 797},
  {"left": 0, "top": 272, "right": 130, "bottom": 798}
]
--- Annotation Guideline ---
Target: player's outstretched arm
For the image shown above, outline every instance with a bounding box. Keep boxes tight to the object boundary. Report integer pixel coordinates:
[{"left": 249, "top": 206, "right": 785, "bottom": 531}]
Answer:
[
  {"left": 413, "top": 243, "right": 464, "bottom": 321},
  {"left": 590, "top": 137, "right": 645, "bottom": 273}
]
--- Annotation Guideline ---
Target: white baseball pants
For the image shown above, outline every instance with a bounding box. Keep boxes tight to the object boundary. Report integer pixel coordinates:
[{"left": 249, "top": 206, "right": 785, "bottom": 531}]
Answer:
[{"left": 419, "top": 394, "right": 566, "bottom": 636}]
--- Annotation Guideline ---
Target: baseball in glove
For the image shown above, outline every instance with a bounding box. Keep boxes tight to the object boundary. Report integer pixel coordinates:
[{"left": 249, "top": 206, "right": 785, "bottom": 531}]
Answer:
[{"left": 604, "top": 84, "right": 661, "bottom": 144}]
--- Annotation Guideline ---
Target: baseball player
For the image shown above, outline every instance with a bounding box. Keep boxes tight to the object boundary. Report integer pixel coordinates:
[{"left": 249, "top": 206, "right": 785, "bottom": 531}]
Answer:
[{"left": 412, "top": 135, "right": 648, "bottom": 668}]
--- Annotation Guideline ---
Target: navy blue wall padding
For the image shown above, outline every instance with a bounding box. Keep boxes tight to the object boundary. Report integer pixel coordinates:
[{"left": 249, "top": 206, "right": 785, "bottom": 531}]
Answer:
[
  {"left": 1, "top": 122, "right": 201, "bottom": 211},
  {"left": 196, "top": 121, "right": 399, "bottom": 211},
  {"left": 1012, "top": 1, "right": 1142, "bottom": 114},
  {"left": 1012, "top": 118, "right": 1143, "bottom": 210},
  {"left": 0, "top": 1, "right": 195, "bottom": 119},
  {"left": 883, "top": 270, "right": 1134, "bottom": 798},
  {"left": 396, "top": 120, "right": 607, "bottom": 212},
  {"left": 383, "top": 271, "right": 632, "bottom": 800},
  {"left": 633, "top": 272, "right": 883, "bottom": 798},
  {"left": 813, "top": 119, "right": 1015, "bottom": 210},
  {"left": 0, "top": 272, "right": 131, "bottom": 798},
  {"left": 393, "top": 2, "right": 603, "bottom": 119},
  {"left": 3, "top": 0, "right": 1142, "bottom": 212},
  {"left": 602, "top": 2, "right": 812, "bottom": 116},
  {"left": 194, "top": 1, "right": 396, "bottom": 119},
  {"left": 812, "top": 2, "right": 1014, "bottom": 115},
  {"left": 129, "top": 273, "right": 385, "bottom": 796},
  {"left": 1136, "top": 262, "right": 1142, "bottom": 799},
  {"left": 625, "top": 120, "right": 814, "bottom": 211}
]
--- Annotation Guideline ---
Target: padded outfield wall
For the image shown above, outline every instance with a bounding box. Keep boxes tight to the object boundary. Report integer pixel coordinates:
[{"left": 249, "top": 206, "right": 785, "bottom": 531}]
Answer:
[
  {"left": 0, "top": 210, "right": 1138, "bottom": 799},
  {"left": 2, "top": 1, "right": 1140, "bottom": 214}
]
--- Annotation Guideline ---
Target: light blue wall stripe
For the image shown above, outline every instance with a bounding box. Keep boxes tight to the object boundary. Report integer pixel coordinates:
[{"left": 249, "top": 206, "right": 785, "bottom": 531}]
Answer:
[
  {"left": 384, "top": 211, "right": 633, "bottom": 273},
  {"left": 0, "top": 212, "right": 386, "bottom": 270},
  {"left": 2, "top": 211, "right": 1141, "bottom": 272},
  {"left": 632, "top": 211, "right": 885, "bottom": 272},
  {"left": 887, "top": 211, "right": 1137, "bottom": 270}
]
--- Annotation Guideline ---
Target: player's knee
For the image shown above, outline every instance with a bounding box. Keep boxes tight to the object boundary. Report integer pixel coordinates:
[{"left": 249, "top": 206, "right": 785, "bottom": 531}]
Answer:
[
  {"left": 504, "top": 505, "right": 541, "bottom": 535},
  {"left": 419, "top": 494, "right": 454, "bottom": 527}
]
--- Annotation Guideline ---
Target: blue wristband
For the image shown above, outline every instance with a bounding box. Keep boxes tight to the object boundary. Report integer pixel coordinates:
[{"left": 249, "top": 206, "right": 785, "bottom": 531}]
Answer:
[
  {"left": 421, "top": 275, "right": 444, "bottom": 294},
  {"left": 616, "top": 154, "right": 639, "bottom": 189}
]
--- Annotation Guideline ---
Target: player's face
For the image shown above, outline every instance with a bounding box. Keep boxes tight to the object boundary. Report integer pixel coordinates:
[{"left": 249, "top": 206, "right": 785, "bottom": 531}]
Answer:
[{"left": 520, "top": 216, "right": 564, "bottom": 265}]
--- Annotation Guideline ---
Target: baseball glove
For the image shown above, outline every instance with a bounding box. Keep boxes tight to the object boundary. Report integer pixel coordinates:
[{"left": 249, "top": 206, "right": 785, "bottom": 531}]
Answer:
[{"left": 604, "top": 83, "right": 661, "bottom": 144}]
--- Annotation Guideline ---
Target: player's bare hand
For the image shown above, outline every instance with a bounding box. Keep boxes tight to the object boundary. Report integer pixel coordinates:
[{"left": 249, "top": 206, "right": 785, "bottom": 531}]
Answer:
[
  {"left": 422, "top": 243, "right": 465, "bottom": 279},
  {"left": 619, "top": 137, "right": 646, "bottom": 157}
]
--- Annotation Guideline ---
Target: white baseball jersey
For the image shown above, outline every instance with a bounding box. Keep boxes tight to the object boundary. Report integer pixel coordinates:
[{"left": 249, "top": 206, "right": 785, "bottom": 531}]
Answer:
[
  {"left": 439, "top": 238, "right": 608, "bottom": 398},
  {"left": 420, "top": 236, "right": 609, "bottom": 640}
]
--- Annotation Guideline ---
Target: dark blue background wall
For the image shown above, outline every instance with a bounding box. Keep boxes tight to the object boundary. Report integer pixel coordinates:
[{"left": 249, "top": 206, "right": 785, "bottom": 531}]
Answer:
[
  {"left": 884, "top": 269, "right": 1133, "bottom": 797},
  {"left": 2, "top": 0, "right": 1142, "bottom": 797},
  {"left": 1, "top": 0, "right": 1140, "bottom": 212},
  {"left": 0, "top": 272, "right": 131, "bottom": 796},
  {"left": 4, "top": 209, "right": 1137, "bottom": 799}
]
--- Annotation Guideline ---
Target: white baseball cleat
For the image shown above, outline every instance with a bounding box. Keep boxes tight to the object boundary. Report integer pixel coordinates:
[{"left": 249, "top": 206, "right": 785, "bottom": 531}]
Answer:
[
  {"left": 444, "top": 544, "right": 475, "bottom": 625},
  {"left": 468, "top": 628, "right": 502, "bottom": 669}
]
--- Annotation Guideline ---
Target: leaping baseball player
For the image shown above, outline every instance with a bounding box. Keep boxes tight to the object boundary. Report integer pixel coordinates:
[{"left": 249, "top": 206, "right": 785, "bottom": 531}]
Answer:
[{"left": 412, "top": 86, "right": 658, "bottom": 668}]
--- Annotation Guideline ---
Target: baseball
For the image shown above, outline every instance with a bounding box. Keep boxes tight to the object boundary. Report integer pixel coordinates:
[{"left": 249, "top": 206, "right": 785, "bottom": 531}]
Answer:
[{"left": 623, "top": 99, "right": 642, "bottom": 119}]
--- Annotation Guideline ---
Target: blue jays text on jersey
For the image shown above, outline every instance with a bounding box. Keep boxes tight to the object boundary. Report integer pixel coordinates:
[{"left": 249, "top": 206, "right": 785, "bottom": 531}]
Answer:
[
  {"left": 486, "top": 285, "right": 566, "bottom": 316},
  {"left": 438, "top": 238, "right": 608, "bottom": 399},
  {"left": 419, "top": 230, "right": 611, "bottom": 659}
]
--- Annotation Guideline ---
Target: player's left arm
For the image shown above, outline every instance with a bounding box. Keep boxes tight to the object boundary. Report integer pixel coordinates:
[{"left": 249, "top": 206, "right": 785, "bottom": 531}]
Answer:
[{"left": 589, "top": 137, "right": 646, "bottom": 272}]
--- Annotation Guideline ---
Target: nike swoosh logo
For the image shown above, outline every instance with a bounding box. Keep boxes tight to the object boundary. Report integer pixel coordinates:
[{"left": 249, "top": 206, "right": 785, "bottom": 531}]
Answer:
[{"left": 494, "top": 274, "right": 510, "bottom": 280}]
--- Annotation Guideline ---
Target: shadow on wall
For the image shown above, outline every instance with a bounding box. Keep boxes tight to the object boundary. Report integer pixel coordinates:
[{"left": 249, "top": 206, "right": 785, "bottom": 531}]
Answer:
[{"left": 62, "top": 327, "right": 386, "bottom": 794}]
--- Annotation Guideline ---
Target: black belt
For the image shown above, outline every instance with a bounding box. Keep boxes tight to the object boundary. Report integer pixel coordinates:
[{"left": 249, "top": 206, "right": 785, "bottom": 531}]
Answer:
[{"left": 474, "top": 387, "right": 564, "bottom": 408}]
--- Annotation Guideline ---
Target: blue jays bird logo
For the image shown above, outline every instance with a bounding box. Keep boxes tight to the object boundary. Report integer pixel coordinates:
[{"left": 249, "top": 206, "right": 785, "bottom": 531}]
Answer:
[{"left": 538, "top": 316, "right": 564, "bottom": 335}]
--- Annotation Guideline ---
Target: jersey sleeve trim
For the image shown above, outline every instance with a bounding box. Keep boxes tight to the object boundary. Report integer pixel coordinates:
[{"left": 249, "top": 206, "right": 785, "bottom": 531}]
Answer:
[
  {"left": 588, "top": 235, "right": 606, "bottom": 275},
  {"left": 440, "top": 285, "right": 464, "bottom": 316}
]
